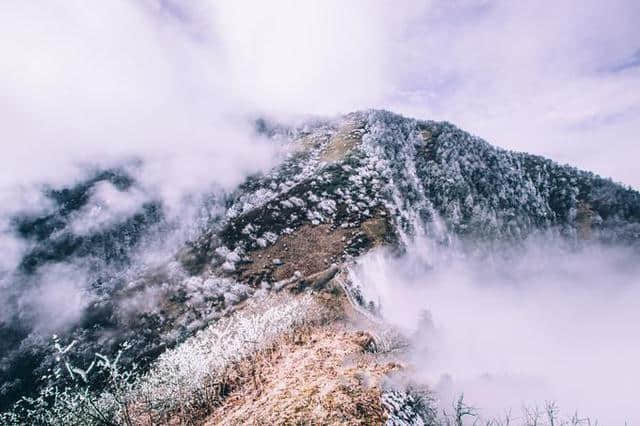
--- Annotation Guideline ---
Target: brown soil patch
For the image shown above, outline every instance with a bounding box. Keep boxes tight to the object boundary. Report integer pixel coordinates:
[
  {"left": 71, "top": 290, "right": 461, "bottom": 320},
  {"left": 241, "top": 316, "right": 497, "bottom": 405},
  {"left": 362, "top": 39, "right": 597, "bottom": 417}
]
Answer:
[
  {"left": 321, "top": 119, "right": 365, "bottom": 162},
  {"left": 238, "top": 224, "right": 351, "bottom": 283},
  {"left": 203, "top": 326, "right": 398, "bottom": 425},
  {"left": 298, "top": 132, "right": 331, "bottom": 152},
  {"left": 237, "top": 216, "right": 392, "bottom": 284},
  {"left": 576, "top": 201, "right": 595, "bottom": 240},
  {"left": 361, "top": 216, "right": 390, "bottom": 246}
]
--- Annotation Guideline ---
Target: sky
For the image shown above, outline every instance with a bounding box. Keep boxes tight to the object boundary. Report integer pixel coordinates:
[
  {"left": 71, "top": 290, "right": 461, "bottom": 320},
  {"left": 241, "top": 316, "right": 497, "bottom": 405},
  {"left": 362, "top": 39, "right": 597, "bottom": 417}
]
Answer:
[{"left": 1, "top": 0, "right": 639, "bottom": 190}]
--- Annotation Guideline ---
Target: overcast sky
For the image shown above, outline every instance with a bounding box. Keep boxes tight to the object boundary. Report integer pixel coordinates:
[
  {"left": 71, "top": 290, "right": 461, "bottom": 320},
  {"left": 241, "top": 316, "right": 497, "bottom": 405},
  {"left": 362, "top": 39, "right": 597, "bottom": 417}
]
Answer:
[{"left": 1, "top": 0, "right": 639, "bottom": 189}]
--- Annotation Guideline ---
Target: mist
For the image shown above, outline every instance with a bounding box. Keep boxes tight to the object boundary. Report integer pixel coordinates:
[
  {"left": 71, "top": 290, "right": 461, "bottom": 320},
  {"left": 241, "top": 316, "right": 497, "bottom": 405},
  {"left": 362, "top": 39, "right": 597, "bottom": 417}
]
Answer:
[
  {"left": 0, "top": 1, "right": 278, "bottom": 340},
  {"left": 349, "top": 236, "right": 640, "bottom": 424},
  {"left": 3, "top": 1, "right": 639, "bottom": 190}
]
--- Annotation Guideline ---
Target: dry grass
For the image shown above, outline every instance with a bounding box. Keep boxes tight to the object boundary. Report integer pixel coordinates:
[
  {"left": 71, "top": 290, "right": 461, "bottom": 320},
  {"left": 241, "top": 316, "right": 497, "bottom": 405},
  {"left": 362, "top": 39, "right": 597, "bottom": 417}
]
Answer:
[
  {"left": 320, "top": 118, "right": 365, "bottom": 163},
  {"left": 203, "top": 325, "right": 399, "bottom": 426},
  {"left": 360, "top": 217, "right": 390, "bottom": 247},
  {"left": 237, "top": 216, "right": 392, "bottom": 284},
  {"left": 127, "top": 292, "right": 337, "bottom": 425},
  {"left": 576, "top": 201, "right": 595, "bottom": 240},
  {"left": 126, "top": 277, "right": 403, "bottom": 425},
  {"left": 128, "top": 230, "right": 403, "bottom": 425},
  {"left": 237, "top": 224, "right": 351, "bottom": 282}
]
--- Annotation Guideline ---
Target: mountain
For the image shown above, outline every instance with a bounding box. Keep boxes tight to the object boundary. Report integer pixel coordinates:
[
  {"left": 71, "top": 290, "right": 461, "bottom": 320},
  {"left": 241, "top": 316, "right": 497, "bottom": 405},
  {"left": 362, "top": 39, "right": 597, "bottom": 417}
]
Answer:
[
  {"left": 2, "top": 110, "right": 639, "bottom": 423},
  {"left": 182, "top": 110, "right": 640, "bottom": 278}
]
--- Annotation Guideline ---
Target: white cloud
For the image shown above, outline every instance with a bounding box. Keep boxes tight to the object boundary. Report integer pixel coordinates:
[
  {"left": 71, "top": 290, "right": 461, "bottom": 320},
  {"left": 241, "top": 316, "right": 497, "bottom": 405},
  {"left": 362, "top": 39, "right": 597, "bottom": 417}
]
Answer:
[
  {"left": 0, "top": 0, "right": 278, "bottom": 194},
  {"left": 68, "top": 181, "right": 149, "bottom": 236},
  {"left": 350, "top": 237, "right": 640, "bottom": 424},
  {"left": 2, "top": 0, "right": 638, "bottom": 190},
  {"left": 0, "top": 0, "right": 285, "bottom": 281},
  {"left": 20, "top": 264, "right": 95, "bottom": 333}
]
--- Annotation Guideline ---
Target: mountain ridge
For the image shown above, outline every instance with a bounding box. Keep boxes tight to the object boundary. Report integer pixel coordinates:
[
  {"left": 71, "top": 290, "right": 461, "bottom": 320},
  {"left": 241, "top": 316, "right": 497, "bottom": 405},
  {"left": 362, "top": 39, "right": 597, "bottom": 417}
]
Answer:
[{"left": 1, "top": 109, "right": 639, "bottom": 423}]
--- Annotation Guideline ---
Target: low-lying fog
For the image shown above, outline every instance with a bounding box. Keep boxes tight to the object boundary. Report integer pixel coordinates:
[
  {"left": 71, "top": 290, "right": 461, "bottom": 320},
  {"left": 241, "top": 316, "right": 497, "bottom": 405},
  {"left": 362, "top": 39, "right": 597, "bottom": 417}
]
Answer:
[{"left": 350, "top": 236, "right": 640, "bottom": 424}]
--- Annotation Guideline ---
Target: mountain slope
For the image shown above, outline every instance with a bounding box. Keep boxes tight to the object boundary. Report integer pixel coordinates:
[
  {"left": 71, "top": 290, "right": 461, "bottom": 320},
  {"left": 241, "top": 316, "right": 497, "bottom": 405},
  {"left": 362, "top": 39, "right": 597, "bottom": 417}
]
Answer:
[
  {"left": 183, "top": 110, "right": 640, "bottom": 282},
  {"left": 2, "top": 110, "right": 639, "bottom": 423}
]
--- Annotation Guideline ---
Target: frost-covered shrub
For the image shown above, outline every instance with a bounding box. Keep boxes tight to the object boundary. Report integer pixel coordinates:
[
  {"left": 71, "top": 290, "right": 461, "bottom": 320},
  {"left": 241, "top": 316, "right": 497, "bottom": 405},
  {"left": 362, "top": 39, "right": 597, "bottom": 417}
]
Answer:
[
  {"left": 0, "top": 337, "right": 138, "bottom": 426},
  {"left": 382, "top": 386, "right": 438, "bottom": 426},
  {"left": 382, "top": 391, "right": 599, "bottom": 426},
  {"left": 412, "top": 116, "right": 640, "bottom": 244},
  {"left": 1, "top": 293, "right": 328, "bottom": 425},
  {"left": 131, "top": 293, "right": 327, "bottom": 422}
]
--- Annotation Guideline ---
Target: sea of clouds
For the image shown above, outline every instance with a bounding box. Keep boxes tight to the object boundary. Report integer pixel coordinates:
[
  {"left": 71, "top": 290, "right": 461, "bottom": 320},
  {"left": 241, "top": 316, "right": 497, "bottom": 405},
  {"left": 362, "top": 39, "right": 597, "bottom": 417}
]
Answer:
[{"left": 350, "top": 235, "right": 640, "bottom": 424}]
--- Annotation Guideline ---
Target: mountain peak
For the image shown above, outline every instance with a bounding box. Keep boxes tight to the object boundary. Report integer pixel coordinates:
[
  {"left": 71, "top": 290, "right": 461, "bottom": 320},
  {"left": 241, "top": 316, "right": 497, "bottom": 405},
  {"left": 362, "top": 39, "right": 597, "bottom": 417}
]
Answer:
[{"left": 3, "top": 110, "right": 640, "bottom": 423}]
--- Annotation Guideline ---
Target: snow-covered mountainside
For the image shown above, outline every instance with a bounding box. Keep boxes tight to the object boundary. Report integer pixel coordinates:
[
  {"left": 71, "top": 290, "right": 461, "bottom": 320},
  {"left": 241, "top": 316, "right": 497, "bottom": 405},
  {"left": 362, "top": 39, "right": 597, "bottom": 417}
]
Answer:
[{"left": 2, "top": 110, "right": 639, "bottom": 422}]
